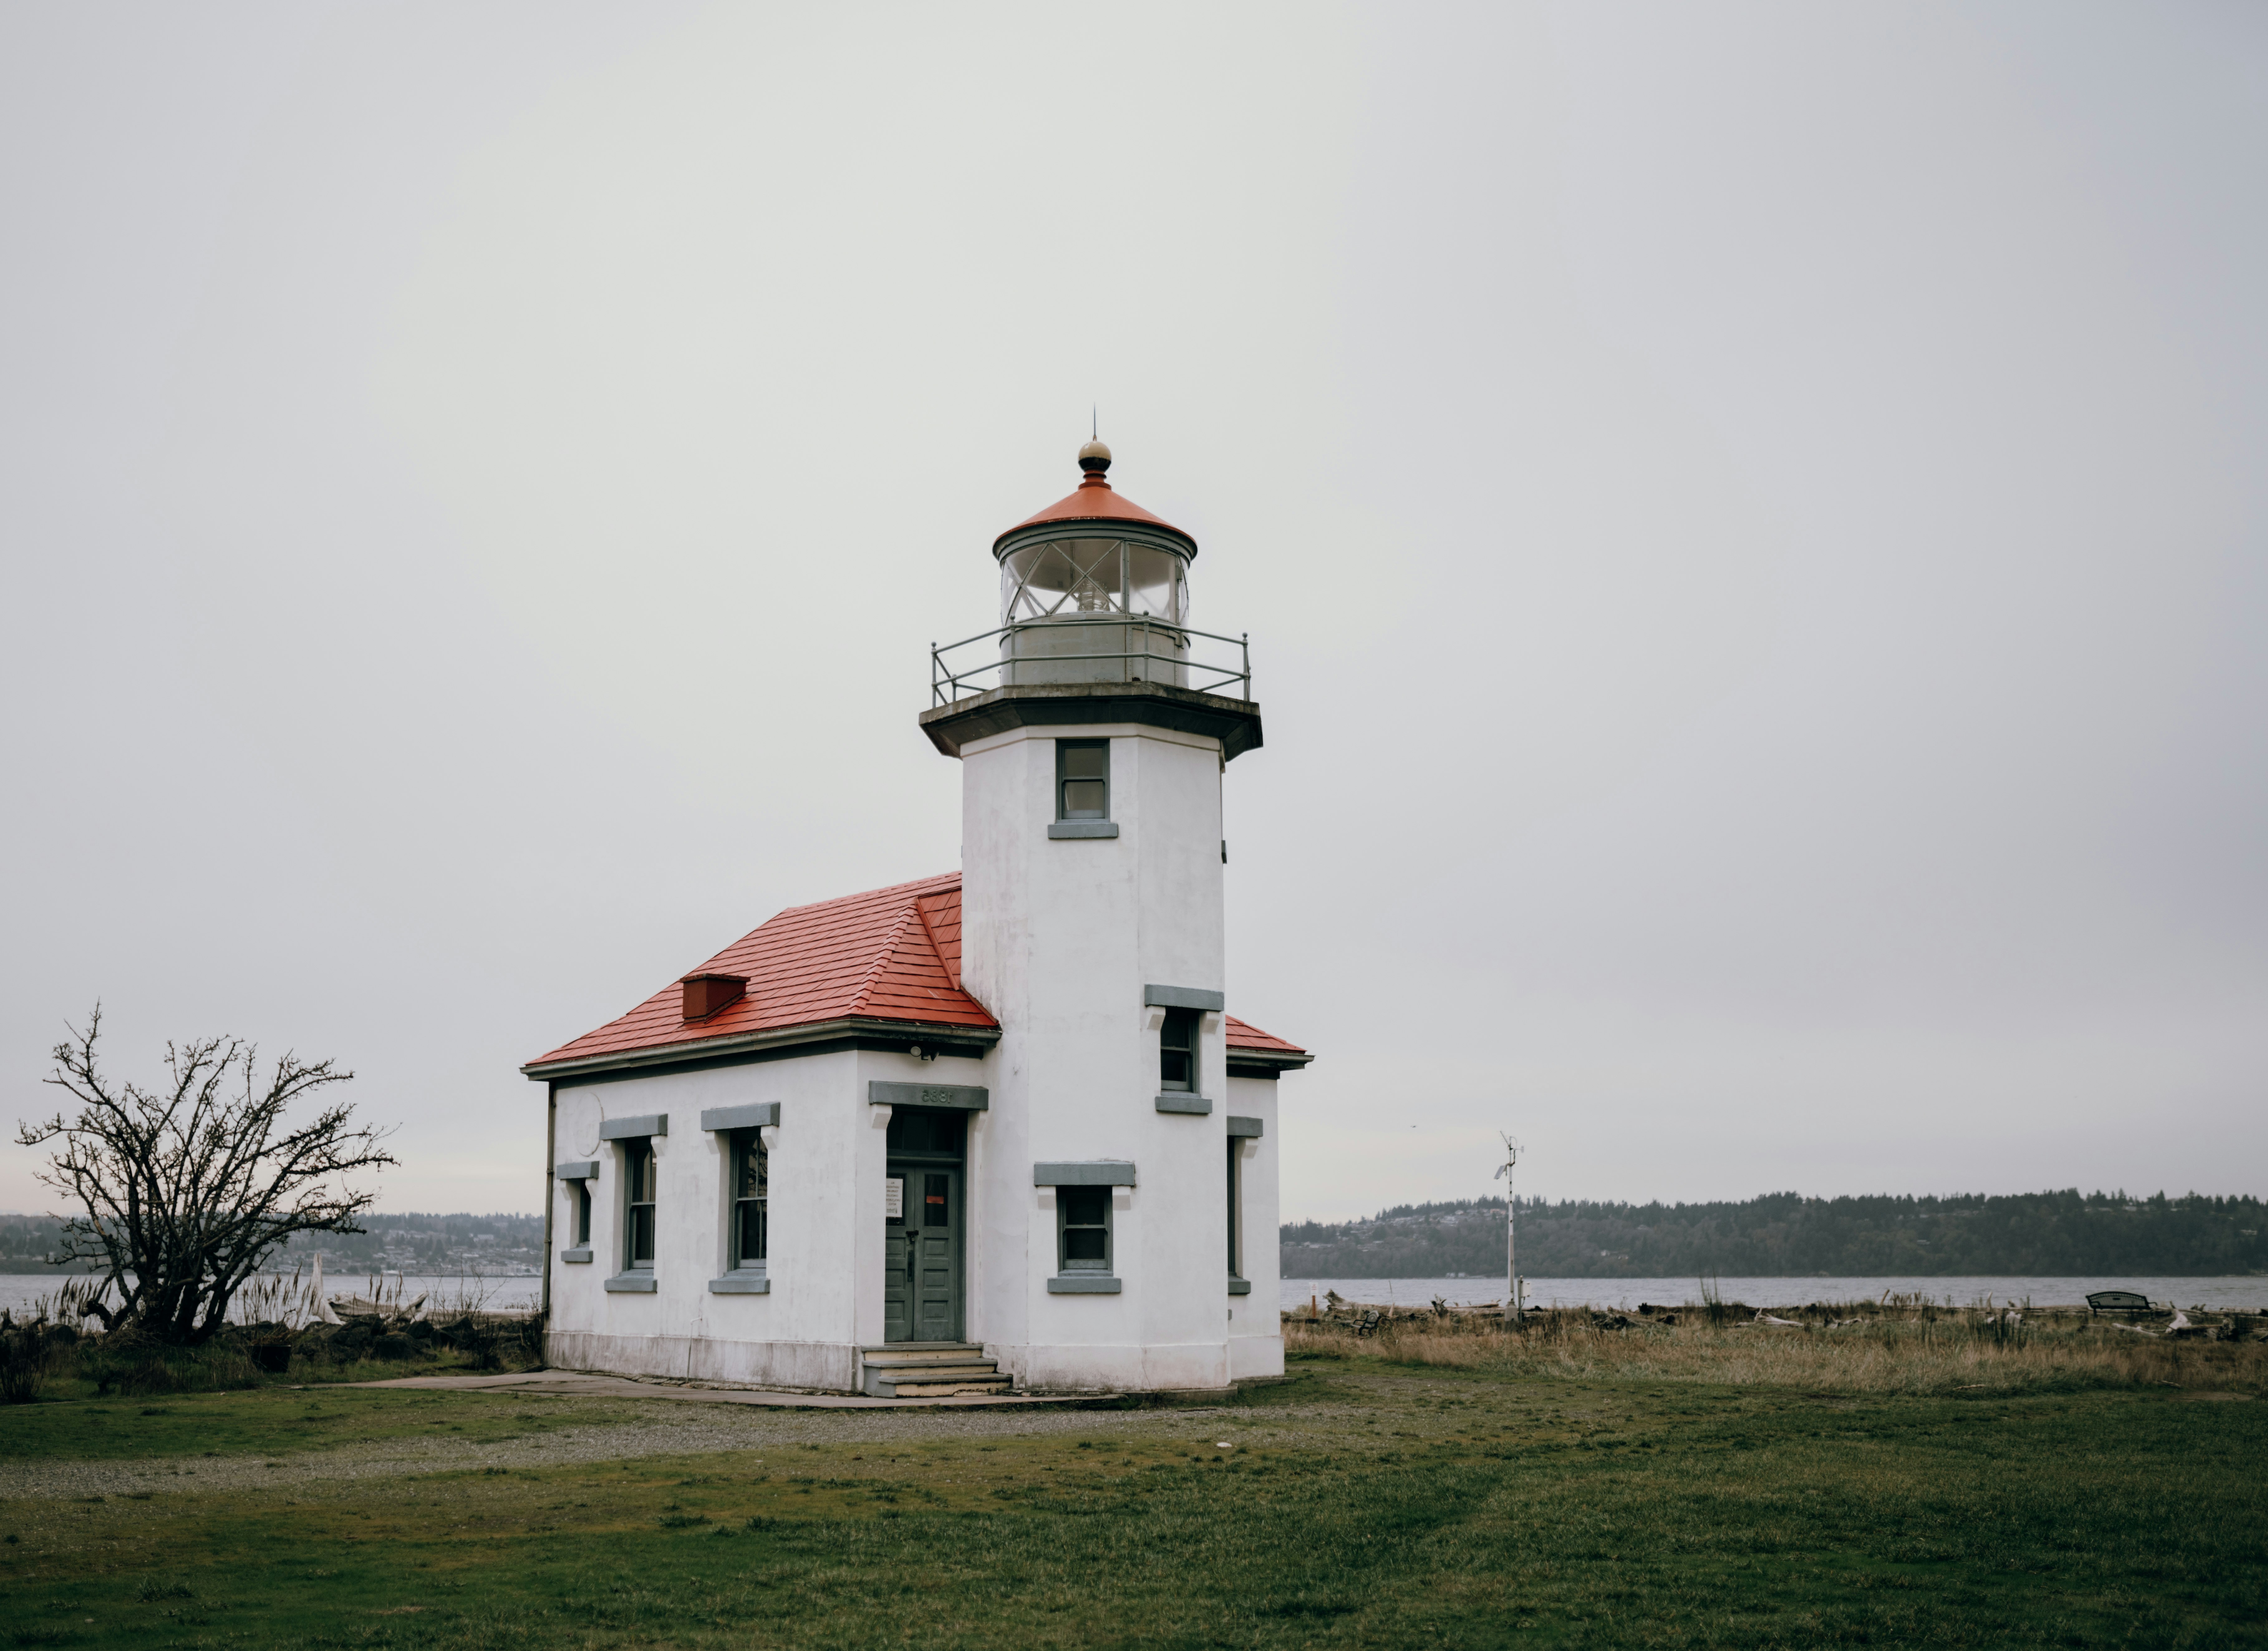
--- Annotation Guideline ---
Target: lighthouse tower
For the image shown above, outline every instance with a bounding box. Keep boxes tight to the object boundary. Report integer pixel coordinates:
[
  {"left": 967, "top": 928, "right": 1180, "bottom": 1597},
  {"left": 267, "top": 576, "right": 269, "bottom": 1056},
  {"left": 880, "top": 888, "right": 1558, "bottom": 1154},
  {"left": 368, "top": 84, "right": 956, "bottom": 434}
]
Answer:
[{"left": 920, "top": 442, "right": 1284, "bottom": 1392}]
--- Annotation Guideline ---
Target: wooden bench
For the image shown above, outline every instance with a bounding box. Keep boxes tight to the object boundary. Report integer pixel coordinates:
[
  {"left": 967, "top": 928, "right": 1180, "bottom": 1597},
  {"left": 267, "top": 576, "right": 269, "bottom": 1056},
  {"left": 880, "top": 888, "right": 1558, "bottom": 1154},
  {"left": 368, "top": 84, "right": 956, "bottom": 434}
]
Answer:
[{"left": 2086, "top": 1290, "right": 2160, "bottom": 1317}]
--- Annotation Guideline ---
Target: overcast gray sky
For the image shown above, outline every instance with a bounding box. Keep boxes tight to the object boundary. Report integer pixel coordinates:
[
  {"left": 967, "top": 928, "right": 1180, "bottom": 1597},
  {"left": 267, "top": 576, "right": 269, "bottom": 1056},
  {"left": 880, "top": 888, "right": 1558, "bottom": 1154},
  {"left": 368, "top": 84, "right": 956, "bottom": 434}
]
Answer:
[{"left": 3, "top": 3, "right": 2262, "bottom": 1222}]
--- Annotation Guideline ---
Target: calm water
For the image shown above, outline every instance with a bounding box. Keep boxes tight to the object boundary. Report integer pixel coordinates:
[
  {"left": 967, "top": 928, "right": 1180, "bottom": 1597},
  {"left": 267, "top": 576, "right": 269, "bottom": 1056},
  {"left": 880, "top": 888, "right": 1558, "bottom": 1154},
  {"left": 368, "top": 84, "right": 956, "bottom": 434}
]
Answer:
[
  {"left": 0, "top": 1272, "right": 543, "bottom": 1321},
  {"left": 8, "top": 1271, "right": 2261, "bottom": 1322},
  {"left": 1282, "top": 1276, "right": 2268, "bottom": 1312}
]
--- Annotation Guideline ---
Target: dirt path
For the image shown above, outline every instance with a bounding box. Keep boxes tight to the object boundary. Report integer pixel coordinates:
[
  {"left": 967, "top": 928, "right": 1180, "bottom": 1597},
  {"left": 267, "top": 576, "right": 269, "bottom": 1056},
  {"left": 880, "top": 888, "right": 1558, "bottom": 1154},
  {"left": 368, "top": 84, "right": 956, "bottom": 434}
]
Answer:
[
  {"left": 356, "top": 1369, "right": 1113, "bottom": 1408},
  {"left": 0, "top": 1395, "right": 1294, "bottom": 1504}
]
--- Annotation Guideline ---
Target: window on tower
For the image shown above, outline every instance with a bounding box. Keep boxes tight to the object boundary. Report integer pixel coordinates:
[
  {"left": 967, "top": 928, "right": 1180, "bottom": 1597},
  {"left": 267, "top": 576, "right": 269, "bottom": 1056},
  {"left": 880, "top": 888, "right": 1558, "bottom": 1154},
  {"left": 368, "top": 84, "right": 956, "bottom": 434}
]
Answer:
[
  {"left": 1058, "top": 1185, "right": 1112, "bottom": 1274},
  {"left": 1036, "top": 1162, "right": 1131, "bottom": 1292},
  {"left": 1159, "top": 1007, "right": 1198, "bottom": 1092},
  {"left": 1057, "top": 740, "right": 1109, "bottom": 821}
]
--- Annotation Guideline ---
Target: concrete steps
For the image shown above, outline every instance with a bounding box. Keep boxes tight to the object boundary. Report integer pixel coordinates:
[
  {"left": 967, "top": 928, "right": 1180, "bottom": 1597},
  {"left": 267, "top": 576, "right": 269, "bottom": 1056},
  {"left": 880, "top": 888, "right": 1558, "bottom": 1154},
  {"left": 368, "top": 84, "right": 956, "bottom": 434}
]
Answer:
[{"left": 861, "top": 1343, "right": 1013, "bottom": 1398}]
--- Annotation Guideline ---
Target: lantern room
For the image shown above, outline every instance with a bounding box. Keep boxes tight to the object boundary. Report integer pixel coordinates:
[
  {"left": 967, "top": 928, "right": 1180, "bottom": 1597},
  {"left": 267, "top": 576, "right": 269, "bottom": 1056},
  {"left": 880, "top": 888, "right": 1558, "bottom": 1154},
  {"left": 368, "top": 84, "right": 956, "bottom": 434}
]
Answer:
[{"left": 991, "top": 441, "right": 1196, "bottom": 688}]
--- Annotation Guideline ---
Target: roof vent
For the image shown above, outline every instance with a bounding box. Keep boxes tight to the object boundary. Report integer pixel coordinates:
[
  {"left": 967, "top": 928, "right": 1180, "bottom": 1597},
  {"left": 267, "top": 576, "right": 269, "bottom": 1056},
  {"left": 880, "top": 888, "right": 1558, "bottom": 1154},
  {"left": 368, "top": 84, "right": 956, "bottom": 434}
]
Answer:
[{"left": 680, "top": 973, "right": 747, "bottom": 1022}]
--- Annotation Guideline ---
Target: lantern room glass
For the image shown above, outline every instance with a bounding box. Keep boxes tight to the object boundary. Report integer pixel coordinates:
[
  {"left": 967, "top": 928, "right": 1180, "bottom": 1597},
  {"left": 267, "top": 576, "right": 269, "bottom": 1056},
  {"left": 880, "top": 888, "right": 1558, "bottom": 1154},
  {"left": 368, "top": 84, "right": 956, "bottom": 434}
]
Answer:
[{"left": 999, "top": 536, "right": 1188, "bottom": 627}]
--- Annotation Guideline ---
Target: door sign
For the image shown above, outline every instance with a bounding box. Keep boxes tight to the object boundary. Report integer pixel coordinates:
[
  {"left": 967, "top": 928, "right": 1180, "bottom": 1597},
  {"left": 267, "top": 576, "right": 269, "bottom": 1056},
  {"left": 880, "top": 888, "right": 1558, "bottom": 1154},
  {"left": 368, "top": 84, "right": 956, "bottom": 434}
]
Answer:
[{"left": 885, "top": 1177, "right": 904, "bottom": 1220}]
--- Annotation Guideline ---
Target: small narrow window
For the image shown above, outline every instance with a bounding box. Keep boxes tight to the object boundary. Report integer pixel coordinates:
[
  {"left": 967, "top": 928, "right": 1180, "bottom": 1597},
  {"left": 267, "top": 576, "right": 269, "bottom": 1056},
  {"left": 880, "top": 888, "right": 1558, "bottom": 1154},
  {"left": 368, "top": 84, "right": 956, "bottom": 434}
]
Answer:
[
  {"left": 730, "top": 1132, "right": 767, "bottom": 1270},
  {"left": 1059, "top": 1185, "right": 1111, "bottom": 1273},
  {"left": 623, "top": 1139, "right": 657, "bottom": 1271},
  {"left": 573, "top": 1180, "right": 592, "bottom": 1247},
  {"left": 1159, "top": 1008, "right": 1198, "bottom": 1093},
  {"left": 1226, "top": 1138, "right": 1242, "bottom": 1279},
  {"left": 1057, "top": 740, "right": 1109, "bottom": 820}
]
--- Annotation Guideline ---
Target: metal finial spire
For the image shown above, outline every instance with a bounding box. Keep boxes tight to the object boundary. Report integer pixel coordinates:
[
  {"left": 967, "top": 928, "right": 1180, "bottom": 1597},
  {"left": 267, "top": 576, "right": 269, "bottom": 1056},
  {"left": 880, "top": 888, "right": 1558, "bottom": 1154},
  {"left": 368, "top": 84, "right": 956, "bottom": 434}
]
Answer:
[{"left": 1077, "top": 409, "right": 1111, "bottom": 477}]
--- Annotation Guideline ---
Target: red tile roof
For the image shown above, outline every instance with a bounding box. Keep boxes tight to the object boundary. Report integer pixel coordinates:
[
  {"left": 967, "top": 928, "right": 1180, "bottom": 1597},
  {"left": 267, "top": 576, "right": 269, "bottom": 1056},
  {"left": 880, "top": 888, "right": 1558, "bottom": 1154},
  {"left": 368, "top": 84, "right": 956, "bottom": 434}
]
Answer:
[
  {"left": 525, "top": 873, "right": 995, "bottom": 1072},
  {"left": 525, "top": 872, "right": 1308, "bottom": 1074},
  {"left": 1224, "top": 1016, "right": 1307, "bottom": 1058}
]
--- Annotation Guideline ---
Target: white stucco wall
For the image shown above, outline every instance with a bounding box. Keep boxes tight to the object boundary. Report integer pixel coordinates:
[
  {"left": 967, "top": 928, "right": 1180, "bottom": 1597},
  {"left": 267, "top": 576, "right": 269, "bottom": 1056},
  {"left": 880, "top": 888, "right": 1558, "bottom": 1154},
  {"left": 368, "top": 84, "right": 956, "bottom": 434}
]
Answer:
[
  {"left": 547, "top": 1052, "right": 866, "bottom": 1390},
  {"left": 960, "top": 721, "right": 1247, "bottom": 1392},
  {"left": 538, "top": 718, "right": 1295, "bottom": 1396},
  {"left": 1226, "top": 1074, "right": 1285, "bottom": 1380}
]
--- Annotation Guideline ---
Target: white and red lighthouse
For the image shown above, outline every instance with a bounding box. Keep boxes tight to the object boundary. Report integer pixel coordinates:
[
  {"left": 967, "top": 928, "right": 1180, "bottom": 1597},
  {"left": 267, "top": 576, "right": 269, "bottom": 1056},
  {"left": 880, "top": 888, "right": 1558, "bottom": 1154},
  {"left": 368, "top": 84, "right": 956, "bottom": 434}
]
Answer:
[{"left": 526, "top": 444, "right": 1309, "bottom": 1396}]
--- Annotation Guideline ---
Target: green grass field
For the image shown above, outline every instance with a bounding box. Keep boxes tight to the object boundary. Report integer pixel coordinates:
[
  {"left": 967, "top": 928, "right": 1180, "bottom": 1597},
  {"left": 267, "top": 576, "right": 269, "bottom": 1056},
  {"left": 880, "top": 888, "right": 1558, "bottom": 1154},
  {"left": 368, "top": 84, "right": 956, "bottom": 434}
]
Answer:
[{"left": 2, "top": 1351, "right": 2262, "bottom": 1649}]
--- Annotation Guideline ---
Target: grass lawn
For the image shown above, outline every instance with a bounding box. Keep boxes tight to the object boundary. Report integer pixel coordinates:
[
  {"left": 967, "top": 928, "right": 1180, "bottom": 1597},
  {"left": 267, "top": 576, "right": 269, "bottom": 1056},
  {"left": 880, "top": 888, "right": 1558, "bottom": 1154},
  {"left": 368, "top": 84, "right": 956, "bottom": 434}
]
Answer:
[
  {"left": 0, "top": 1384, "right": 641, "bottom": 1465},
  {"left": 2, "top": 1353, "right": 2262, "bottom": 1649}
]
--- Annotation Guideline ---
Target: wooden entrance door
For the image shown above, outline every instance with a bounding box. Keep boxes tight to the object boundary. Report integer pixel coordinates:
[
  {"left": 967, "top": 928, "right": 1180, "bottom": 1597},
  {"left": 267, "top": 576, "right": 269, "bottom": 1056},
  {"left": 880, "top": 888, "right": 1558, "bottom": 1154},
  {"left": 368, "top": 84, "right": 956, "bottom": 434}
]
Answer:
[
  {"left": 884, "top": 1161, "right": 962, "bottom": 1342},
  {"left": 883, "top": 1106, "right": 967, "bottom": 1344}
]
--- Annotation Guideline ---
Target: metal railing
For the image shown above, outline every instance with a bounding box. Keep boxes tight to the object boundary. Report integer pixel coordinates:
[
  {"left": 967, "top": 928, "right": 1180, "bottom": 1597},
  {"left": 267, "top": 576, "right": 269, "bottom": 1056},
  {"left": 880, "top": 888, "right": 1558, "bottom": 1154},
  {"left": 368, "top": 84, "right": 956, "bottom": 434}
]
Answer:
[{"left": 931, "top": 619, "right": 1252, "bottom": 708}]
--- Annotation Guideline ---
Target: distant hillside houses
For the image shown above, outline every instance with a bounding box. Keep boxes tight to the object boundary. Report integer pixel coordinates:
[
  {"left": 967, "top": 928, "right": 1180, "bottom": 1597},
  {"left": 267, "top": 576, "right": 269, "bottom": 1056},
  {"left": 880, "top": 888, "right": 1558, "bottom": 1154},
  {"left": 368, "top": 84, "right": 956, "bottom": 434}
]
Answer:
[{"left": 1280, "top": 1191, "right": 2268, "bottom": 1278}]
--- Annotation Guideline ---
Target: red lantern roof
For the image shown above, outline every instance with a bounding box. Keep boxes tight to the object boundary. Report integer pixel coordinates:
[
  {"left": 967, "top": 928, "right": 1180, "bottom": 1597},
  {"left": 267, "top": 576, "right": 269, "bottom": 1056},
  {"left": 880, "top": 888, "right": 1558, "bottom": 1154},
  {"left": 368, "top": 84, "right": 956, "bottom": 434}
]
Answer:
[{"left": 994, "top": 442, "right": 1197, "bottom": 557}]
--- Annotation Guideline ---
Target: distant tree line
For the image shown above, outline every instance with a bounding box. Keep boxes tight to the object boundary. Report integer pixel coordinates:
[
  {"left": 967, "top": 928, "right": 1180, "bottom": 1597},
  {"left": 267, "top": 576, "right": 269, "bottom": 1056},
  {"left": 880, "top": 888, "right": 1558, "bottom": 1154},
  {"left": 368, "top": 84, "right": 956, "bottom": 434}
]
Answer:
[{"left": 1280, "top": 1191, "right": 2268, "bottom": 1278}]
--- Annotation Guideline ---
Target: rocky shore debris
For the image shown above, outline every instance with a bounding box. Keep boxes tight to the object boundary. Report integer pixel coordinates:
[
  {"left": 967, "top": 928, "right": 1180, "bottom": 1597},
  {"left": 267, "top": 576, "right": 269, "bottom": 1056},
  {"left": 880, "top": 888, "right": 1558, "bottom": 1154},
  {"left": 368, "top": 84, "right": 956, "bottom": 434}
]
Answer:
[{"left": 1282, "top": 1294, "right": 2261, "bottom": 1343}]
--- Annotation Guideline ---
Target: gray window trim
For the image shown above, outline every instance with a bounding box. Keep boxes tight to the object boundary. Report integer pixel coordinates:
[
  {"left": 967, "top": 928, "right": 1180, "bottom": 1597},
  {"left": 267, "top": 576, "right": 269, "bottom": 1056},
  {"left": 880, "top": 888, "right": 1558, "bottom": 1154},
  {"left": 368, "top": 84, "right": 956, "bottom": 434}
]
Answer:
[
  {"left": 699, "top": 1102, "right": 779, "bottom": 1132},
  {"left": 620, "top": 1135, "right": 658, "bottom": 1273},
  {"left": 1228, "top": 1278, "right": 1252, "bottom": 1295},
  {"left": 1032, "top": 1161, "right": 1137, "bottom": 1187},
  {"left": 1226, "top": 1135, "right": 1242, "bottom": 1280},
  {"left": 1158, "top": 1005, "right": 1199, "bottom": 1095},
  {"left": 1055, "top": 737, "right": 1110, "bottom": 822},
  {"left": 1155, "top": 1094, "right": 1212, "bottom": 1115},
  {"left": 1047, "top": 820, "right": 1119, "bottom": 839},
  {"left": 1049, "top": 1171, "right": 1118, "bottom": 1279},
  {"left": 604, "top": 1273, "right": 657, "bottom": 1293},
  {"left": 708, "top": 1274, "right": 771, "bottom": 1294},
  {"left": 560, "top": 1248, "right": 593, "bottom": 1264},
  {"left": 1226, "top": 1116, "right": 1265, "bottom": 1139},
  {"left": 868, "top": 1081, "right": 989, "bottom": 1111},
  {"left": 726, "top": 1129, "right": 767, "bottom": 1273},
  {"left": 1144, "top": 984, "right": 1225, "bottom": 1012},
  {"left": 553, "top": 1160, "right": 600, "bottom": 1181},
  {"left": 599, "top": 1113, "right": 669, "bottom": 1140},
  {"left": 1046, "top": 1276, "right": 1121, "bottom": 1294}
]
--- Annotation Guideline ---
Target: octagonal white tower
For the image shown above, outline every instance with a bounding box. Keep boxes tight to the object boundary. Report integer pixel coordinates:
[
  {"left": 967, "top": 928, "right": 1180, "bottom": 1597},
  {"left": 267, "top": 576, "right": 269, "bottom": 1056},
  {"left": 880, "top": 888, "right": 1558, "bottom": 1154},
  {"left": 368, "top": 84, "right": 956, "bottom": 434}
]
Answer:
[{"left": 920, "top": 443, "right": 1283, "bottom": 1391}]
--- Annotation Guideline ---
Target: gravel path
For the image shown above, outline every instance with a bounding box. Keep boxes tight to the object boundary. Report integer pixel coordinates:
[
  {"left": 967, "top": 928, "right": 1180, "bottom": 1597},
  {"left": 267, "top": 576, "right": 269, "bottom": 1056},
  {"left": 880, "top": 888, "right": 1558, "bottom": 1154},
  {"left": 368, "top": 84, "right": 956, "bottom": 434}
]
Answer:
[{"left": 0, "top": 1397, "right": 1298, "bottom": 1504}]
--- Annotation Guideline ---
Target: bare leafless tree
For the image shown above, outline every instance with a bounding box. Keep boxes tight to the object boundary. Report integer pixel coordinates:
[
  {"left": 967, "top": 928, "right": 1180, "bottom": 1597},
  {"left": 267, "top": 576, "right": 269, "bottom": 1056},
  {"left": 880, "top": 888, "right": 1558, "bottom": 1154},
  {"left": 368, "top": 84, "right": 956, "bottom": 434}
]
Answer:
[{"left": 17, "top": 1007, "right": 398, "bottom": 1344}]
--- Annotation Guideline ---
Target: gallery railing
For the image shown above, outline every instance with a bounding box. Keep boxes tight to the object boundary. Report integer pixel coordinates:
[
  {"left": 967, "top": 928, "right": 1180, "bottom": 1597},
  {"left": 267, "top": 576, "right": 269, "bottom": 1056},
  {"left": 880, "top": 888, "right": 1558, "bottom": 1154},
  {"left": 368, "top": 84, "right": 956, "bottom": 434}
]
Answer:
[{"left": 931, "top": 619, "right": 1252, "bottom": 708}]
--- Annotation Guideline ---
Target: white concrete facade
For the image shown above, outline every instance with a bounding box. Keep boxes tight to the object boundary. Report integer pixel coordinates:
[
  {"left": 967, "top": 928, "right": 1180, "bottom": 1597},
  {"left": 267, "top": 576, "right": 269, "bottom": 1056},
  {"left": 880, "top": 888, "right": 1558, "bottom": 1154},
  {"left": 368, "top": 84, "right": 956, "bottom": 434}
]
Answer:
[
  {"left": 1226, "top": 1074, "right": 1283, "bottom": 1380},
  {"left": 540, "top": 718, "right": 1293, "bottom": 1394},
  {"left": 958, "top": 719, "right": 1260, "bottom": 1392},
  {"left": 538, "top": 451, "right": 1302, "bottom": 1394},
  {"left": 545, "top": 1045, "right": 982, "bottom": 1391}
]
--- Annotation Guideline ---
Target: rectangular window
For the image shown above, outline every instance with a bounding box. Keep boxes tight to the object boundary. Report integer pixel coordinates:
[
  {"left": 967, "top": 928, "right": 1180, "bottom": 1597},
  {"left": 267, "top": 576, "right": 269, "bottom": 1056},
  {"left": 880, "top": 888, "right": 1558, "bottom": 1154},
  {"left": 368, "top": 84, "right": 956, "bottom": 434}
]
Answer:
[
  {"left": 573, "top": 1180, "right": 592, "bottom": 1247},
  {"left": 1057, "top": 739, "right": 1109, "bottom": 820},
  {"left": 623, "top": 1139, "right": 657, "bottom": 1271},
  {"left": 1058, "top": 1185, "right": 1112, "bottom": 1273},
  {"left": 1226, "top": 1138, "right": 1242, "bottom": 1279},
  {"left": 729, "top": 1131, "right": 767, "bottom": 1270},
  {"left": 1159, "top": 1007, "right": 1197, "bottom": 1092}
]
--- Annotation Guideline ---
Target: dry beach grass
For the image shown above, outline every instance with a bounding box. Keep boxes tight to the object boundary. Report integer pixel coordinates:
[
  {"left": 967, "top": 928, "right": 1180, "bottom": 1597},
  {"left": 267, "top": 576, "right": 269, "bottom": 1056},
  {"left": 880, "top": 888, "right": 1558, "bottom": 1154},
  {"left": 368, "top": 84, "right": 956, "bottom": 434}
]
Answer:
[{"left": 1284, "top": 1299, "right": 2268, "bottom": 1396}]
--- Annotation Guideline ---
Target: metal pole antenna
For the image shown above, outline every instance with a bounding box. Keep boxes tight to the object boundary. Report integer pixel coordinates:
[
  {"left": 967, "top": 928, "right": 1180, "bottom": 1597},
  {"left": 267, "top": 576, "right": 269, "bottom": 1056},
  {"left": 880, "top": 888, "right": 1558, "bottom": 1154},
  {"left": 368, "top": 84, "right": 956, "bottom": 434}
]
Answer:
[{"left": 1494, "top": 1135, "right": 1522, "bottom": 1323}]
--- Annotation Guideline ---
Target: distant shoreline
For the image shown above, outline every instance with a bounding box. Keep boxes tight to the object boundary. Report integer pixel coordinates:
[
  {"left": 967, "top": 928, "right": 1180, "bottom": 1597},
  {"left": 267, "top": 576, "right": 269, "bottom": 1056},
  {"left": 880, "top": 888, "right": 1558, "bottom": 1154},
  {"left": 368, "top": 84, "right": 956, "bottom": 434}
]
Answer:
[{"left": 1288, "top": 1269, "right": 2268, "bottom": 1281}]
